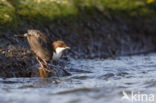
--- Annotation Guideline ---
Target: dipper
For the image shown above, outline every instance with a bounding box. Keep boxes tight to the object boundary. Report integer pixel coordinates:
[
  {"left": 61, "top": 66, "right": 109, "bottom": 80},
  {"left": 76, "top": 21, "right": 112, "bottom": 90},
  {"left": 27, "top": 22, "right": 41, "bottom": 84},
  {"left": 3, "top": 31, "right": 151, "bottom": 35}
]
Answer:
[{"left": 24, "top": 30, "right": 70, "bottom": 71}]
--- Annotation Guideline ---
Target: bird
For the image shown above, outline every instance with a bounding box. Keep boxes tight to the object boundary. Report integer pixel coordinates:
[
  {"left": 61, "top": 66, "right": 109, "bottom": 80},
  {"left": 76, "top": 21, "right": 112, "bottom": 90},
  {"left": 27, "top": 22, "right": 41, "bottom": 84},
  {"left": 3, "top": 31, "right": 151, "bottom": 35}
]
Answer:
[{"left": 23, "top": 30, "right": 70, "bottom": 71}]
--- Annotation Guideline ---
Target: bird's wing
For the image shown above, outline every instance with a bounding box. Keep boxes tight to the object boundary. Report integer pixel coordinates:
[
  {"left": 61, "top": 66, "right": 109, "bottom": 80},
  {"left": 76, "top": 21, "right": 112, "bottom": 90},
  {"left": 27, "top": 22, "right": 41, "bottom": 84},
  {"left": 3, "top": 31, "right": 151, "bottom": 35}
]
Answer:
[
  {"left": 27, "top": 30, "right": 53, "bottom": 54},
  {"left": 37, "top": 31, "right": 52, "bottom": 50}
]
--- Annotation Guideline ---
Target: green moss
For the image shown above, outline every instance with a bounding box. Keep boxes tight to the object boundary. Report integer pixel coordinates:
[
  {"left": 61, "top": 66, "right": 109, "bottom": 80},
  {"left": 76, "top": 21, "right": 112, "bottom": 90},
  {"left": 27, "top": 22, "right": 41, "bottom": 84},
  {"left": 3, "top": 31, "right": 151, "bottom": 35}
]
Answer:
[
  {"left": 0, "top": 1, "right": 16, "bottom": 26},
  {"left": 0, "top": 0, "right": 156, "bottom": 29},
  {"left": 16, "top": 0, "right": 77, "bottom": 21}
]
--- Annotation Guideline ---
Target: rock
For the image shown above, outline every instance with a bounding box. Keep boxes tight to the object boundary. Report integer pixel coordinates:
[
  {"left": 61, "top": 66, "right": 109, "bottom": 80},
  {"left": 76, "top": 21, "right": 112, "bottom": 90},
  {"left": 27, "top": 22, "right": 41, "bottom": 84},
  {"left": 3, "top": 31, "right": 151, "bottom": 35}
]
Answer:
[
  {"left": 0, "top": 51, "right": 70, "bottom": 78},
  {"left": 30, "top": 64, "right": 71, "bottom": 78}
]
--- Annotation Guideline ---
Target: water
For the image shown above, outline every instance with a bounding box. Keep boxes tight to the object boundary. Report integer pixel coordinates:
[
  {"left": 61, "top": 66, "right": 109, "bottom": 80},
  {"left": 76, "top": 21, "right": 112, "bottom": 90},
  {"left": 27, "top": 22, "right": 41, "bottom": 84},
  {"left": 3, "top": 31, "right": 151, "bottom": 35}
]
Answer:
[{"left": 0, "top": 53, "right": 156, "bottom": 103}]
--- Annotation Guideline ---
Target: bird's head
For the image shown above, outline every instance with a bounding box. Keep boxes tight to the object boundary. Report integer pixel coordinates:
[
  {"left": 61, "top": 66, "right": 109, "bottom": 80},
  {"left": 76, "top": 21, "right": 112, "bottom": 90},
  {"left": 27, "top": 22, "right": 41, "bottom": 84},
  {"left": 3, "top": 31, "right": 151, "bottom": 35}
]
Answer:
[{"left": 52, "top": 41, "right": 70, "bottom": 54}]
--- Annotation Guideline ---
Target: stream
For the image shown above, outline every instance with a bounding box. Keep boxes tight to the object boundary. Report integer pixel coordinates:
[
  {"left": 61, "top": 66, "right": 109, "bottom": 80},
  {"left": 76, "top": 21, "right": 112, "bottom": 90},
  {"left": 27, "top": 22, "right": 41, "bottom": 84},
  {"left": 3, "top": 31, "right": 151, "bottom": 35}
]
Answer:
[{"left": 0, "top": 53, "right": 156, "bottom": 103}]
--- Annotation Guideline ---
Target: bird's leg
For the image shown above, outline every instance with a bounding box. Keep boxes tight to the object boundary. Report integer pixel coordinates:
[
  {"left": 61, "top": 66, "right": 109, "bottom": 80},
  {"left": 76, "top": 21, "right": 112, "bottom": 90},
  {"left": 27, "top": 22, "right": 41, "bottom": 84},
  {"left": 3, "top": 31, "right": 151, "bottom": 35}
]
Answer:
[
  {"left": 42, "top": 60, "right": 49, "bottom": 68},
  {"left": 36, "top": 57, "right": 50, "bottom": 72},
  {"left": 43, "top": 59, "right": 56, "bottom": 71},
  {"left": 36, "top": 56, "right": 44, "bottom": 68},
  {"left": 42, "top": 59, "right": 55, "bottom": 70}
]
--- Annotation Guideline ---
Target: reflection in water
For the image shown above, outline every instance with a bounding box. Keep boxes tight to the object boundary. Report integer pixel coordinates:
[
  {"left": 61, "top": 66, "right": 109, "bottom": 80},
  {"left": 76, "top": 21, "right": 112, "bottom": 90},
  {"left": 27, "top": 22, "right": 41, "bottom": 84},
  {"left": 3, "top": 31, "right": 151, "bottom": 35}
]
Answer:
[{"left": 0, "top": 53, "right": 156, "bottom": 103}]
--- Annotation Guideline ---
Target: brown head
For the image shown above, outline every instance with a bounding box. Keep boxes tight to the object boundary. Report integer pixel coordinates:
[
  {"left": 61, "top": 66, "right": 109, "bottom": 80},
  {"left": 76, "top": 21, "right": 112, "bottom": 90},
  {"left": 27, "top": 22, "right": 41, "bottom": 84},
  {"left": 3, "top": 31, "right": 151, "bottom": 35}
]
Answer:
[
  {"left": 52, "top": 41, "right": 70, "bottom": 61},
  {"left": 52, "top": 41, "right": 70, "bottom": 52}
]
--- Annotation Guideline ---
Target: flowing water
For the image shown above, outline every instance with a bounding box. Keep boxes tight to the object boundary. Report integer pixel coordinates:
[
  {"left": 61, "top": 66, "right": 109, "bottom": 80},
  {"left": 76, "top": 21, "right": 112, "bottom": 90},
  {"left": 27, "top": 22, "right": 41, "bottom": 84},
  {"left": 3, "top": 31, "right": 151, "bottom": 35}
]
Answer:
[{"left": 0, "top": 53, "right": 156, "bottom": 103}]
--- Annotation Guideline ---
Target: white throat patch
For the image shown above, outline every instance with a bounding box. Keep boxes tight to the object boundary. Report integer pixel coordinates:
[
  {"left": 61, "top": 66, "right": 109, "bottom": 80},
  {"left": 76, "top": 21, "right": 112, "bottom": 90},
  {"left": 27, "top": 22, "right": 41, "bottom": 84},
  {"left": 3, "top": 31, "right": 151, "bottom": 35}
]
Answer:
[{"left": 52, "top": 47, "right": 66, "bottom": 61}]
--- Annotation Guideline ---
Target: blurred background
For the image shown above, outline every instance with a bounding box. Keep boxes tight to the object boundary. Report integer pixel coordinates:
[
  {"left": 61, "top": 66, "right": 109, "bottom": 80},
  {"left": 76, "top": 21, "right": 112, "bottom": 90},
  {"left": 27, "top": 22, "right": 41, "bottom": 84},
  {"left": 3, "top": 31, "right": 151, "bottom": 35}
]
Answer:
[{"left": 0, "top": 0, "right": 156, "bottom": 103}]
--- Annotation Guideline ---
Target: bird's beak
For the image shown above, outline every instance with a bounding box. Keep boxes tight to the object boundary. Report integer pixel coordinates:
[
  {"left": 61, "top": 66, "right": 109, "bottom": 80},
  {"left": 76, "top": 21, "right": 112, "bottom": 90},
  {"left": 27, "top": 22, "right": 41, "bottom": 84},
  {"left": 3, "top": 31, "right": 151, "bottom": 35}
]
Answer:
[{"left": 66, "top": 47, "right": 70, "bottom": 49}]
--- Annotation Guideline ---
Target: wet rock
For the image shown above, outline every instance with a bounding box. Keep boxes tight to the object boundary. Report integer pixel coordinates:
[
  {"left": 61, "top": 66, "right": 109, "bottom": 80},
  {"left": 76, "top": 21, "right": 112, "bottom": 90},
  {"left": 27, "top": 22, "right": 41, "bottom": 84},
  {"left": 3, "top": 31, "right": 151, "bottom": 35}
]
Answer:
[
  {"left": 0, "top": 49, "right": 70, "bottom": 78},
  {"left": 30, "top": 64, "right": 71, "bottom": 78}
]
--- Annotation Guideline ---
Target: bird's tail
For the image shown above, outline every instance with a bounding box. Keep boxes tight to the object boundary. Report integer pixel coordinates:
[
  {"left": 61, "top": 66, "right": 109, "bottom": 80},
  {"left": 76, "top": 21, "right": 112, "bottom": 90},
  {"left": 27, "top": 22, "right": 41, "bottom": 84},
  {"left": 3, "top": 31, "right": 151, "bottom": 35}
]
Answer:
[{"left": 14, "top": 33, "right": 27, "bottom": 38}]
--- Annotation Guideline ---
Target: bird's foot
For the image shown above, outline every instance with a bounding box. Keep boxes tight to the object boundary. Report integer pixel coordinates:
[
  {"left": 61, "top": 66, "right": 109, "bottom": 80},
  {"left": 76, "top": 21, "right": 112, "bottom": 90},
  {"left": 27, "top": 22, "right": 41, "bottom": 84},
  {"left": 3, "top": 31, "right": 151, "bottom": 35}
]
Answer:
[
  {"left": 43, "top": 64, "right": 56, "bottom": 71},
  {"left": 46, "top": 64, "right": 51, "bottom": 69},
  {"left": 45, "top": 68, "right": 50, "bottom": 72},
  {"left": 40, "top": 65, "right": 50, "bottom": 72},
  {"left": 40, "top": 67, "right": 50, "bottom": 72}
]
